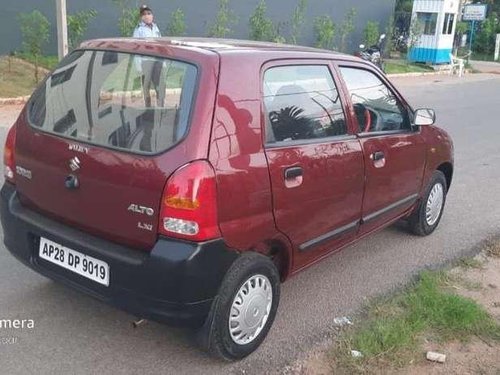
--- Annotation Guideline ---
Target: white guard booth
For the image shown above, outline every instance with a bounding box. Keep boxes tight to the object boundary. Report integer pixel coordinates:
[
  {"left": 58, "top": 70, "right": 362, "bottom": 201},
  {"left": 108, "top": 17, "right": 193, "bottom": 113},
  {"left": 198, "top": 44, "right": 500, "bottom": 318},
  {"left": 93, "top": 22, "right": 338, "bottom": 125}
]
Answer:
[{"left": 408, "top": 0, "right": 459, "bottom": 64}]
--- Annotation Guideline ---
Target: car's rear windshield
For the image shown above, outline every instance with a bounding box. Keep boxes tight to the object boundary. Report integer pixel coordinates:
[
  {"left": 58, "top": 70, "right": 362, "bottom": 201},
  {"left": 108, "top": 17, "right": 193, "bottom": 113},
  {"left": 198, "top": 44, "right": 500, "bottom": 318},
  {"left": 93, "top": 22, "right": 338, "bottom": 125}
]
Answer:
[{"left": 28, "top": 49, "right": 198, "bottom": 154}]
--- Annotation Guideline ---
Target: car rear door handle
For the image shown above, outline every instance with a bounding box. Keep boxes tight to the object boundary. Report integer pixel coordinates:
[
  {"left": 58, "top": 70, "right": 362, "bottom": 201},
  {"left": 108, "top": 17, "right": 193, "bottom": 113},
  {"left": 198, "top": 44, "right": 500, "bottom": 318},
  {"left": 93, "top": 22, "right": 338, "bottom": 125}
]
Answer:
[
  {"left": 284, "top": 166, "right": 303, "bottom": 180},
  {"left": 370, "top": 151, "right": 385, "bottom": 161}
]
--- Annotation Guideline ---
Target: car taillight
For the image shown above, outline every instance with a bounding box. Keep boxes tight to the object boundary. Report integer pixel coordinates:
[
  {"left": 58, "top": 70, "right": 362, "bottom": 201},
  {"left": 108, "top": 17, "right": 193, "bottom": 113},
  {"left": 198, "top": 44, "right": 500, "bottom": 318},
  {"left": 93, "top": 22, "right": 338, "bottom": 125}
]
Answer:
[
  {"left": 159, "top": 160, "right": 221, "bottom": 242},
  {"left": 3, "top": 125, "right": 16, "bottom": 184}
]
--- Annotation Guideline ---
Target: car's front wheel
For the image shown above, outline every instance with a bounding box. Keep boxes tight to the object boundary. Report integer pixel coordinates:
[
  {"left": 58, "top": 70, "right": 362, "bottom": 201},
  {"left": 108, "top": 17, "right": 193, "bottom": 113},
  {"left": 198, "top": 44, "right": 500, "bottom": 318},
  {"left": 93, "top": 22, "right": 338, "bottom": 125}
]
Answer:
[
  {"left": 408, "top": 170, "right": 447, "bottom": 236},
  {"left": 197, "top": 252, "right": 280, "bottom": 361}
]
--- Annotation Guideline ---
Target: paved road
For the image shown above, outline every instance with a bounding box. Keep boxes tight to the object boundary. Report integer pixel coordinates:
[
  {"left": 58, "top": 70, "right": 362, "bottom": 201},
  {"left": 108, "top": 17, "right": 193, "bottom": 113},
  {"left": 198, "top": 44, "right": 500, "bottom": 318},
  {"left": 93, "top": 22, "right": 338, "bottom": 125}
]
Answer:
[{"left": 1, "top": 74, "right": 500, "bottom": 374}]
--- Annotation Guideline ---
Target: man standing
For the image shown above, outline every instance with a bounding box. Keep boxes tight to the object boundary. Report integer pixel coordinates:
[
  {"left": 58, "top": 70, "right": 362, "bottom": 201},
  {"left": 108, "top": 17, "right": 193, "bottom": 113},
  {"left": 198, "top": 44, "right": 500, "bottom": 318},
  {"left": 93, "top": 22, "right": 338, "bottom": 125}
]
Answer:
[
  {"left": 133, "top": 5, "right": 164, "bottom": 108},
  {"left": 133, "top": 5, "right": 161, "bottom": 38}
]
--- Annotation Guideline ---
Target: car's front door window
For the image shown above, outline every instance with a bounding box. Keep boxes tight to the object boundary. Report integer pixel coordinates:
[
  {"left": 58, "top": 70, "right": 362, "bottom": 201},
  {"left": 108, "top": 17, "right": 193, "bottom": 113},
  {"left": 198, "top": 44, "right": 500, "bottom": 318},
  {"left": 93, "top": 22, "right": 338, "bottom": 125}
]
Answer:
[{"left": 339, "top": 67, "right": 411, "bottom": 133}]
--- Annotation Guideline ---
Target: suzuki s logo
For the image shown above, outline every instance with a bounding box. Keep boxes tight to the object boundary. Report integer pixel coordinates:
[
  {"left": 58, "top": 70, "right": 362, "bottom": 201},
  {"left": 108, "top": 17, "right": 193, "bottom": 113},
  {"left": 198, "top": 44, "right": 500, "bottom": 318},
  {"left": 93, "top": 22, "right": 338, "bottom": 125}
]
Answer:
[{"left": 69, "top": 156, "right": 81, "bottom": 172}]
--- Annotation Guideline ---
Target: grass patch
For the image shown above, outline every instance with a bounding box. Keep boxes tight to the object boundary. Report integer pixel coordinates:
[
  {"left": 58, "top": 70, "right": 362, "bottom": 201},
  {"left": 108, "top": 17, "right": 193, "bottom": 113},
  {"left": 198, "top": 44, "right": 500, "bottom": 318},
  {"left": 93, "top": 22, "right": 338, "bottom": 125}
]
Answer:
[
  {"left": 1, "top": 53, "right": 185, "bottom": 98},
  {"left": 455, "top": 257, "right": 484, "bottom": 269},
  {"left": 332, "top": 270, "right": 500, "bottom": 373},
  {"left": 16, "top": 52, "right": 59, "bottom": 70},
  {"left": 0, "top": 56, "right": 48, "bottom": 97},
  {"left": 470, "top": 52, "right": 499, "bottom": 63},
  {"left": 385, "top": 60, "right": 435, "bottom": 75},
  {"left": 485, "top": 241, "right": 500, "bottom": 258}
]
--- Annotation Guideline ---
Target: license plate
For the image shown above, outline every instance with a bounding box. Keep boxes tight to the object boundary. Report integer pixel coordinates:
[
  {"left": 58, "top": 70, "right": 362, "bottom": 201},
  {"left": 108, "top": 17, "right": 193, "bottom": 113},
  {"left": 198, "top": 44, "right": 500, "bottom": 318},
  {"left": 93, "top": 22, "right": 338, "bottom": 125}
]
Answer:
[{"left": 39, "top": 237, "right": 110, "bottom": 286}]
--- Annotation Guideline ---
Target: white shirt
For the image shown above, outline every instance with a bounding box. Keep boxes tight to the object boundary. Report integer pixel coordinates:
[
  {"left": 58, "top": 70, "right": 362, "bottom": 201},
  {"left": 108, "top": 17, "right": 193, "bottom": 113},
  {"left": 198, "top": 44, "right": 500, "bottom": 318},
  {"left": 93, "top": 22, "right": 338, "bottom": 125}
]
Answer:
[
  {"left": 133, "top": 21, "right": 161, "bottom": 38},
  {"left": 133, "top": 21, "right": 162, "bottom": 73}
]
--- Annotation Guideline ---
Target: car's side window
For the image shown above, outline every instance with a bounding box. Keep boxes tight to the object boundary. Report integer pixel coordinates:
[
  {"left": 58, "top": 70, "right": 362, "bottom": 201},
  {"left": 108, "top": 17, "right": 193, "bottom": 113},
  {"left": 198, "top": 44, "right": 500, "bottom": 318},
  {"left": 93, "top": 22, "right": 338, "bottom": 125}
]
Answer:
[
  {"left": 339, "top": 67, "right": 411, "bottom": 133},
  {"left": 263, "top": 65, "right": 347, "bottom": 143}
]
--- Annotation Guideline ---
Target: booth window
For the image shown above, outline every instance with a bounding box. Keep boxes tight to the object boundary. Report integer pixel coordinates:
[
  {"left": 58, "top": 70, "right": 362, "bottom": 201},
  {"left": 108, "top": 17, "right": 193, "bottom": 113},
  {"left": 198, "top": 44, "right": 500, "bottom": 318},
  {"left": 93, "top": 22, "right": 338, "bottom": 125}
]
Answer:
[
  {"left": 442, "top": 13, "right": 455, "bottom": 35},
  {"left": 417, "top": 12, "right": 438, "bottom": 35}
]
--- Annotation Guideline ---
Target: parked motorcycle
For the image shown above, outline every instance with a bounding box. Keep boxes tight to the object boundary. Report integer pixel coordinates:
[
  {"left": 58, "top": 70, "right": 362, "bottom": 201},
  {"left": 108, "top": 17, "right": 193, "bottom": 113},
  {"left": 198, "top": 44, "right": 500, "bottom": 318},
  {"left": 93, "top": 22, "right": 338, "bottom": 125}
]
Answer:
[{"left": 356, "top": 34, "right": 386, "bottom": 71}]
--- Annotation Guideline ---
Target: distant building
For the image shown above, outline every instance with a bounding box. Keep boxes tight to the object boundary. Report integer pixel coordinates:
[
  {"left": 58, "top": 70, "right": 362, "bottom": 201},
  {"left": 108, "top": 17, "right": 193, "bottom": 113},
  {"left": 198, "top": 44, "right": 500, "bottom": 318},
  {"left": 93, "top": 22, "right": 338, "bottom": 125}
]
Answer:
[
  {"left": 2, "top": 0, "right": 396, "bottom": 55},
  {"left": 408, "top": 0, "right": 460, "bottom": 64}
]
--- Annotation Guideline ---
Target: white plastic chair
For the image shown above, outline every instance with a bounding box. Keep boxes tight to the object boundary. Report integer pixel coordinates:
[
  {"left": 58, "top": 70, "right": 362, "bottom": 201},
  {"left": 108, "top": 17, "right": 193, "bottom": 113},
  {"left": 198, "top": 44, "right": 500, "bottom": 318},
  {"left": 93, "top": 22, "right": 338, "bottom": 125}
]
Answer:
[{"left": 449, "top": 53, "right": 465, "bottom": 77}]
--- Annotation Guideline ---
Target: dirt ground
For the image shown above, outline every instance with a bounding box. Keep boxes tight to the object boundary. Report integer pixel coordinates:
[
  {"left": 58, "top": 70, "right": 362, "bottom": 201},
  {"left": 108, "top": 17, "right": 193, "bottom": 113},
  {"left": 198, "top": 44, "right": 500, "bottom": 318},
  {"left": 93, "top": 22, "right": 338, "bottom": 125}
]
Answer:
[
  {"left": 292, "top": 251, "right": 500, "bottom": 375},
  {"left": 403, "top": 253, "right": 500, "bottom": 375},
  {"left": 0, "top": 104, "right": 23, "bottom": 127}
]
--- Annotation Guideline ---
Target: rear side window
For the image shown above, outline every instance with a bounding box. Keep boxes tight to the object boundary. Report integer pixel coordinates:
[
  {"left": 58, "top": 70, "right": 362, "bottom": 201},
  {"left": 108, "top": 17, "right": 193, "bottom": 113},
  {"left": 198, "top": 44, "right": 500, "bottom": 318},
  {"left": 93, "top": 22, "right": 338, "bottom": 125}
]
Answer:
[
  {"left": 28, "top": 50, "right": 197, "bottom": 154},
  {"left": 263, "top": 65, "right": 347, "bottom": 143}
]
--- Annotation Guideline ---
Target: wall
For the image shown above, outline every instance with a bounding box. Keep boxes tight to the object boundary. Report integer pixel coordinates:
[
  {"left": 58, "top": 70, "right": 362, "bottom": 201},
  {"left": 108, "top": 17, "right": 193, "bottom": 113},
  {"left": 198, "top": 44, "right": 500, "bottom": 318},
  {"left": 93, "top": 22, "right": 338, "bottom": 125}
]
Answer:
[{"left": 1, "top": 0, "right": 396, "bottom": 55}]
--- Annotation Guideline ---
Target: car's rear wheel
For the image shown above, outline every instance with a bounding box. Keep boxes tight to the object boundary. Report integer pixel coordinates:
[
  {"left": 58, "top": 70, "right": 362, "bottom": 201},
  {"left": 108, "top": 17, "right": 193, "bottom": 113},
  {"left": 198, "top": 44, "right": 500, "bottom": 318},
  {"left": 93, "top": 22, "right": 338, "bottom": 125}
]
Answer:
[
  {"left": 408, "top": 170, "right": 447, "bottom": 236},
  {"left": 197, "top": 252, "right": 280, "bottom": 361}
]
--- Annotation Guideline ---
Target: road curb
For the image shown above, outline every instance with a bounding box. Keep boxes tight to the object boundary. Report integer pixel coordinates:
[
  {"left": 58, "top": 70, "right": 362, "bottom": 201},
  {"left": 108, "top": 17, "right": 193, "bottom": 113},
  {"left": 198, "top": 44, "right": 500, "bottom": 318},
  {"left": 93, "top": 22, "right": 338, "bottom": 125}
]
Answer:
[
  {"left": 387, "top": 69, "right": 473, "bottom": 78},
  {"left": 0, "top": 96, "right": 30, "bottom": 105},
  {"left": 387, "top": 71, "right": 451, "bottom": 78}
]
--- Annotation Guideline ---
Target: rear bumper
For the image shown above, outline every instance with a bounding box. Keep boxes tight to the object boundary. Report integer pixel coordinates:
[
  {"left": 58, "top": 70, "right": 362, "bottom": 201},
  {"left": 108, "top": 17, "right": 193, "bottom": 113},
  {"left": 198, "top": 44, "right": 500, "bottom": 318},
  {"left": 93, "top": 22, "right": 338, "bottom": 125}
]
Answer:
[{"left": 0, "top": 182, "right": 238, "bottom": 327}]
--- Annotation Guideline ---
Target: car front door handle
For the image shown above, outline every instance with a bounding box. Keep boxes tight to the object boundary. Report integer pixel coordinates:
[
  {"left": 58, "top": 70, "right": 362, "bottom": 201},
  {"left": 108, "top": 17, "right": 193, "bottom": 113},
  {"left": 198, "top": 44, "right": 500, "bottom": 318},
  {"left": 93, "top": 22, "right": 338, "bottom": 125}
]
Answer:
[
  {"left": 284, "top": 166, "right": 303, "bottom": 180},
  {"left": 371, "top": 151, "right": 385, "bottom": 161}
]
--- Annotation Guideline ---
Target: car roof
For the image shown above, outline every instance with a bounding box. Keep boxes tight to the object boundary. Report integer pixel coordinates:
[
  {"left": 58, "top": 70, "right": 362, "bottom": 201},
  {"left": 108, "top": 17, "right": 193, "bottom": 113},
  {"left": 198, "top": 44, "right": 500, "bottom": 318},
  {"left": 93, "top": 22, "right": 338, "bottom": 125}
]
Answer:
[{"left": 81, "top": 37, "right": 359, "bottom": 62}]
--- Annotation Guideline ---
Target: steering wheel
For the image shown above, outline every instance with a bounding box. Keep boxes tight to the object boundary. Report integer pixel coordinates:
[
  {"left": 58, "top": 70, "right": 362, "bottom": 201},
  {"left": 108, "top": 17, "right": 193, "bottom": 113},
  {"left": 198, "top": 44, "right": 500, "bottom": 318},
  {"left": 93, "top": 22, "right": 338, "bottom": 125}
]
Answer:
[
  {"left": 353, "top": 103, "right": 373, "bottom": 133},
  {"left": 363, "top": 107, "right": 372, "bottom": 133}
]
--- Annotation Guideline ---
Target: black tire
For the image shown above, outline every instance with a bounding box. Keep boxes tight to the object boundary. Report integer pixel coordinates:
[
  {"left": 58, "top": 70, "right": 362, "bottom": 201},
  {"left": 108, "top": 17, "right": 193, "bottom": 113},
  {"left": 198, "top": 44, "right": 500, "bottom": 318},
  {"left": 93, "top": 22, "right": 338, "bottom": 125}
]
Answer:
[
  {"left": 197, "top": 252, "right": 280, "bottom": 361},
  {"left": 408, "top": 171, "right": 447, "bottom": 236}
]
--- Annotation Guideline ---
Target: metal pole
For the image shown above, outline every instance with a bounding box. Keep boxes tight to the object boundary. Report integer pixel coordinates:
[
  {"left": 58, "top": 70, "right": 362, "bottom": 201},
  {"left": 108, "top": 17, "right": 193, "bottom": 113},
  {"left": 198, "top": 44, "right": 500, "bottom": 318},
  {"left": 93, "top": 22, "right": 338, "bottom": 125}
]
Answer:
[
  {"left": 469, "top": 20, "right": 475, "bottom": 53},
  {"left": 495, "top": 34, "right": 500, "bottom": 61},
  {"left": 56, "top": 0, "right": 68, "bottom": 60}
]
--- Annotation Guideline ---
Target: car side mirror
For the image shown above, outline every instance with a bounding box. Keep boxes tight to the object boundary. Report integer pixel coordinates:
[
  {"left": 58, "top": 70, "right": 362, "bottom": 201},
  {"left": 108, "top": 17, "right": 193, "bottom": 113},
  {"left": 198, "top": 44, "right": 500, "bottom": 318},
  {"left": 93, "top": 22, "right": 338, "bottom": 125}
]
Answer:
[{"left": 413, "top": 108, "right": 436, "bottom": 126}]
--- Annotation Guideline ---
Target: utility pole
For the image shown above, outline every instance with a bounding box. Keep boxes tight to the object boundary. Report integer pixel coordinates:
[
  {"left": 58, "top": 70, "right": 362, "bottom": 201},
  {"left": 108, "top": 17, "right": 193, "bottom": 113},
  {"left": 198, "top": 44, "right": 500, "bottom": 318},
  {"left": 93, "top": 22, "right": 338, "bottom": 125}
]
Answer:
[{"left": 56, "top": 0, "right": 68, "bottom": 60}]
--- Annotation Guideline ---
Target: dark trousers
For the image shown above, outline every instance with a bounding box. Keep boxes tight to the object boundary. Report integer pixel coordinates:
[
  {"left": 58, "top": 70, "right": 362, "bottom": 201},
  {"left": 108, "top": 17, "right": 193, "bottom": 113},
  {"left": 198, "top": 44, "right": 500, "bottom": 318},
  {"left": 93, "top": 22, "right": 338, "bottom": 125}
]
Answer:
[{"left": 141, "top": 60, "right": 165, "bottom": 107}]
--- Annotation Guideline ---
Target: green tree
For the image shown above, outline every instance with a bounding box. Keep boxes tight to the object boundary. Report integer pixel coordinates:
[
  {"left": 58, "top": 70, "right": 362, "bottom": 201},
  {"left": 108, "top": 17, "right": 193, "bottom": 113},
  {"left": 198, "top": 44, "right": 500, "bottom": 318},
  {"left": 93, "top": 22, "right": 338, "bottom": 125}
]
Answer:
[
  {"left": 473, "top": 14, "right": 500, "bottom": 54},
  {"left": 68, "top": 9, "right": 98, "bottom": 50},
  {"left": 18, "top": 10, "right": 50, "bottom": 83},
  {"left": 384, "top": 15, "right": 395, "bottom": 57},
  {"left": 167, "top": 8, "right": 186, "bottom": 36},
  {"left": 313, "top": 15, "right": 336, "bottom": 49},
  {"left": 395, "top": 0, "right": 413, "bottom": 12},
  {"left": 339, "top": 7, "right": 357, "bottom": 52},
  {"left": 249, "top": 0, "right": 276, "bottom": 41},
  {"left": 363, "top": 21, "right": 380, "bottom": 46},
  {"left": 273, "top": 21, "right": 287, "bottom": 43},
  {"left": 290, "top": 0, "right": 307, "bottom": 44},
  {"left": 111, "top": 0, "right": 140, "bottom": 37},
  {"left": 207, "top": 0, "right": 237, "bottom": 38},
  {"left": 407, "top": 15, "right": 424, "bottom": 60}
]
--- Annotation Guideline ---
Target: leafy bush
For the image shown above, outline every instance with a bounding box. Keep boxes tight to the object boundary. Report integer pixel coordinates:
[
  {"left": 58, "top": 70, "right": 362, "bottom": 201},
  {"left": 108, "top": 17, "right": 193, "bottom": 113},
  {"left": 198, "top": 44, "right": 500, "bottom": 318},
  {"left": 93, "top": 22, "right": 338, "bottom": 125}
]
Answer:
[
  {"left": 384, "top": 15, "right": 395, "bottom": 56},
  {"left": 289, "top": 0, "right": 307, "bottom": 44},
  {"left": 407, "top": 15, "right": 424, "bottom": 51},
  {"left": 207, "top": 0, "right": 237, "bottom": 38},
  {"left": 167, "top": 8, "right": 186, "bottom": 36},
  {"left": 473, "top": 15, "right": 500, "bottom": 55},
  {"left": 249, "top": 0, "right": 276, "bottom": 42},
  {"left": 395, "top": 0, "right": 413, "bottom": 13},
  {"left": 68, "top": 9, "right": 98, "bottom": 50},
  {"left": 338, "top": 8, "right": 357, "bottom": 52},
  {"left": 18, "top": 10, "right": 50, "bottom": 83},
  {"left": 313, "top": 15, "right": 336, "bottom": 49},
  {"left": 363, "top": 21, "right": 380, "bottom": 46},
  {"left": 111, "top": 0, "right": 140, "bottom": 37}
]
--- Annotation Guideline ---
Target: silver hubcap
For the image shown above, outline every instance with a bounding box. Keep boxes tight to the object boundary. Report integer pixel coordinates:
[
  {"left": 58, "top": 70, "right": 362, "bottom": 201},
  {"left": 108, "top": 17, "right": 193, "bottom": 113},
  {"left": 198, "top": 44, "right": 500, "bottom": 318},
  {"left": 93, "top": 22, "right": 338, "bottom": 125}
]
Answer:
[
  {"left": 229, "top": 274, "right": 273, "bottom": 345},
  {"left": 426, "top": 182, "right": 444, "bottom": 226}
]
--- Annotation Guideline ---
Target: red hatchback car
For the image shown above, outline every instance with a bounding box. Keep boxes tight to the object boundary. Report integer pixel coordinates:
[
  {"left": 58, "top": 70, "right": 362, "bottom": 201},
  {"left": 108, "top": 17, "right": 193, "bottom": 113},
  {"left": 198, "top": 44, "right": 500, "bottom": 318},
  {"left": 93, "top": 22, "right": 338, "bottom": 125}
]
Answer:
[{"left": 1, "top": 38, "right": 453, "bottom": 360}]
